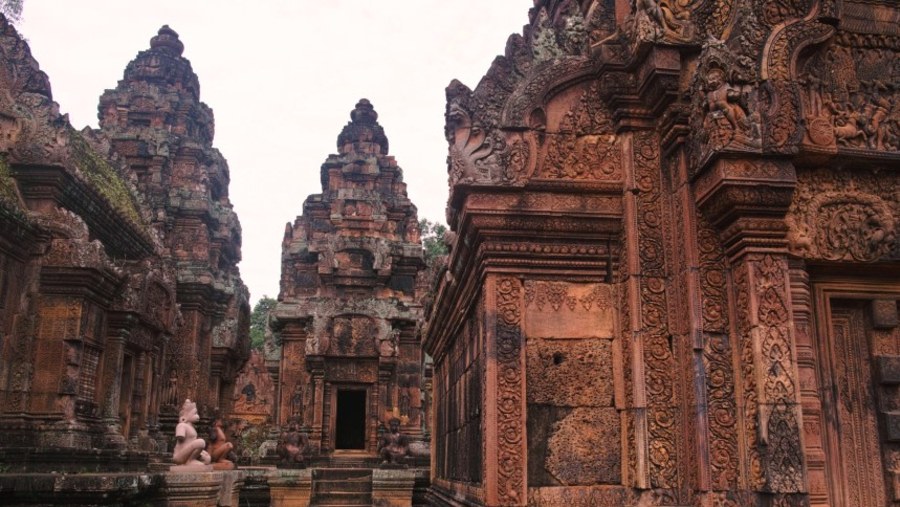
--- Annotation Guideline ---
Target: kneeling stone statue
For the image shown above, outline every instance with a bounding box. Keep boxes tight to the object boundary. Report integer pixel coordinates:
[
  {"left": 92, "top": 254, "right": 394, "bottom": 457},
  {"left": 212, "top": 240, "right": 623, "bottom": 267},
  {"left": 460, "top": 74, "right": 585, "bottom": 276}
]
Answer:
[{"left": 171, "top": 399, "right": 212, "bottom": 471}]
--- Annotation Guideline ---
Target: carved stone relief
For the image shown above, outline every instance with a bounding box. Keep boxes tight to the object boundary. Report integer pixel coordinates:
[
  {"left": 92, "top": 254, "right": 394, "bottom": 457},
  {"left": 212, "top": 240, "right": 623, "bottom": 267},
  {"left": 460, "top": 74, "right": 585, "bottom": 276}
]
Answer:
[
  {"left": 787, "top": 167, "right": 898, "bottom": 262},
  {"left": 797, "top": 31, "right": 899, "bottom": 152}
]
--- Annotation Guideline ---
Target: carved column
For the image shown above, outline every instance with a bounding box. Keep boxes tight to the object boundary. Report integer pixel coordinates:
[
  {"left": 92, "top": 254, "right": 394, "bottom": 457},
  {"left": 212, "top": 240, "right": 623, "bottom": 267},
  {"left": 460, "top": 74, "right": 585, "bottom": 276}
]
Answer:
[
  {"left": 695, "top": 157, "right": 807, "bottom": 501},
  {"left": 621, "top": 130, "right": 681, "bottom": 491},
  {"left": 789, "top": 260, "right": 829, "bottom": 505},
  {"left": 130, "top": 349, "right": 147, "bottom": 440},
  {"left": 309, "top": 360, "right": 325, "bottom": 454},
  {"left": 669, "top": 145, "right": 740, "bottom": 500},
  {"left": 101, "top": 313, "right": 132, "bottom": 449},
  {"left": 483, "top": 275, "right": 526, "bottom": 506}
]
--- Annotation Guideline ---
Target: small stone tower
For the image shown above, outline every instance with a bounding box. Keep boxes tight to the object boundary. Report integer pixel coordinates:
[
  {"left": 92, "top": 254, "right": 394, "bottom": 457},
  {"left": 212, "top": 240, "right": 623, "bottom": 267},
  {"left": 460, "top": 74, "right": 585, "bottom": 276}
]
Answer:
[{"left": 272, "top": 99, "right": 427, "bottom": 458}]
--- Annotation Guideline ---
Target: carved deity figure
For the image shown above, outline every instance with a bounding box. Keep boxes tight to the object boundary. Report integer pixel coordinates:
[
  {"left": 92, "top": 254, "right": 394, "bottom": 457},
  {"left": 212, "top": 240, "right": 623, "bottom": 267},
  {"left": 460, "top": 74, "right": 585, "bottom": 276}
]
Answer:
[
  {"left": 172, "top": 399, "right": 211, "bottom": 467},
  {"left": 208, "top": 417, "right": 235, "bottom": 469},
  {"left": 277, "top": 421, "right": 309, "bottom": 467},
  {"left": 378, "top": 417, "right": 409, "bottom": 465},
  {"left": 704, "top": 68, "right": 746, "bottom": 132}
]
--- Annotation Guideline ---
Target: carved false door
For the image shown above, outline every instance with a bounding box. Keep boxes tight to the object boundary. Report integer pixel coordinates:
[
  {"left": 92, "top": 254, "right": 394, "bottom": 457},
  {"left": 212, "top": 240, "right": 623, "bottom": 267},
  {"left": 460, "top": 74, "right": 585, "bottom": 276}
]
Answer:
[{"left": 818, "top": 295, "right": 900, "bottom": 507}]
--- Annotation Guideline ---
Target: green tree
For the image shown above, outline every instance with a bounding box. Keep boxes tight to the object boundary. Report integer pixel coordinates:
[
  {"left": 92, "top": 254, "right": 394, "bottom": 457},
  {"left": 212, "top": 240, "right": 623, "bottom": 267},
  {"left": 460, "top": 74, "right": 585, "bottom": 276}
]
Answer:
[
  {"left": 250, "top": 296, "right": 276, "bottom": 351},
  {"left": 1, "top": 0, "right": 23, "bottom": 24},
  {"left": 419, "top": 218, "right": 448, "bottom": 264}
]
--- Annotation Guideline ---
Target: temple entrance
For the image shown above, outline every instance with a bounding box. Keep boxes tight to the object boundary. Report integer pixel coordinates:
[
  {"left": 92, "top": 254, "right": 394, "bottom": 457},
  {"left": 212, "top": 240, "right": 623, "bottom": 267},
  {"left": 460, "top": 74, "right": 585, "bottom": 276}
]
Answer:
[
  {"left": 814, "top": 289, "right": 900, "bottom": 507},
  {"left": 334, "top": 389, "right": 367, "bottom": 450}
]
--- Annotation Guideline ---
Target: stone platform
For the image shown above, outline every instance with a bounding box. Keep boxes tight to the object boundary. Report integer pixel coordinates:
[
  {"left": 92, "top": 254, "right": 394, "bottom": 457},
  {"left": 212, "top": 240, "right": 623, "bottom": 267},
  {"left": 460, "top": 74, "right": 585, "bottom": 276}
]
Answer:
[
  {"left": 266, "top": 465, "right": 425, "bottom": 507},
  {"left": 0, "top": 469, "right": 246, "bottom": 506}
]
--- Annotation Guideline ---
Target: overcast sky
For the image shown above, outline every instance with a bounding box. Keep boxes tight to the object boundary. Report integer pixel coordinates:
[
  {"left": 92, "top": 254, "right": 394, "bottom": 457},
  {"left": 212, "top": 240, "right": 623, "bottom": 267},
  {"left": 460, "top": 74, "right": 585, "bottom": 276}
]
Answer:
[{"left": 16, "top": 1, "right": 531, "bottom": 305}]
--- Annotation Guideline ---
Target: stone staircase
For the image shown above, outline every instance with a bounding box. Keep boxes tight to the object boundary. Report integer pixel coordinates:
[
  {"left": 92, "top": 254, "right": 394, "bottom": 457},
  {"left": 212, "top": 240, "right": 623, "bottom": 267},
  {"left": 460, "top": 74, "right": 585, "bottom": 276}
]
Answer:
[{"left": 310, "top": 468, "right": 373, "bottom": 507}]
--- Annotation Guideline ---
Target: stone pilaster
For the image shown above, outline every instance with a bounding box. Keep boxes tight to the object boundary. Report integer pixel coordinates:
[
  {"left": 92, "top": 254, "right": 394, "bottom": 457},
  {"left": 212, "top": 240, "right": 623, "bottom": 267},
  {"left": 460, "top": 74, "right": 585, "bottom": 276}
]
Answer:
[{"left": 695, "top": 157, "right": 807, "bottom": 499}]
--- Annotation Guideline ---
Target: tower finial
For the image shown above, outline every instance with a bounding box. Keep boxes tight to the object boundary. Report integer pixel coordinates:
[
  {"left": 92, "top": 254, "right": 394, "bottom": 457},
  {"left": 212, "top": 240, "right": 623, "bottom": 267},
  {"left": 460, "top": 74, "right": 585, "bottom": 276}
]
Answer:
[{"left": 150, "top": 25, "right": 184, "bottom": 56}]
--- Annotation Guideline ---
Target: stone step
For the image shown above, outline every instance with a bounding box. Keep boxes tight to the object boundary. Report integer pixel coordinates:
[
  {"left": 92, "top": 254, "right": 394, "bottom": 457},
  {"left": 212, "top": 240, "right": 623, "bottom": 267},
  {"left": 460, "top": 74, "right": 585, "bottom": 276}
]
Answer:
[
  {"left": 312, "top": 491, "right": 373, "bottom": 505},
  {"left": 314, "top": 478, "right": 373, "bottom": 493},
  {"left": 313, "top": 468, "right": 373, "bottom": 481}
]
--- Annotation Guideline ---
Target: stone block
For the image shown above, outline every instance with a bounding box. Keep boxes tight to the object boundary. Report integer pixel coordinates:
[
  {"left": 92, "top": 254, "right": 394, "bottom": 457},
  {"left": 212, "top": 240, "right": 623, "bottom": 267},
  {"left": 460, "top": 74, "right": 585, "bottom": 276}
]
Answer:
[
  {"left": 872, "top": 299, "right": 899, "bottom": 329},
  {"left": 877, "top": 355, "right": 900, "bottom": 384},
  {"left": 217, "top": 470, "right": 246, "bottom": 507},
  {"left": 884, "top": 411, "right": 900, "bottom": 442},
  {"left": 527, "top": 486, "right": 630, "bottom": 506},
  {"left": 159, "top": 471, "right": 224, "bottom": 507},
  {"left": 545, "top": 407, "right": 621, "bottom": 485},
  {"left": 237, "top": 466, "right": 274, "bottom": 507},
  {"left": 524, "top": 282, "right": 615, "bottom": 339},
  {"left": 526, "top": 338, "right": 614, "bottom": 407},
  {"left": 267, "top": 468, "right": 312, "bottom": 507},
  {"left": 372, "top": 468, "right": 416, "bottom": 507}
]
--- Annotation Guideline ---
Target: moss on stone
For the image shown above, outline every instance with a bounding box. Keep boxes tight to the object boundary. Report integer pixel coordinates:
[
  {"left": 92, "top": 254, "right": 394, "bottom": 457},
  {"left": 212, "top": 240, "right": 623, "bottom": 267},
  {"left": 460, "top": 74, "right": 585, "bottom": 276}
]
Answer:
[
  {"left": 67, "top": 128, "right": 143, "bottom": 225},
  {"left": 0, "top": 155, "right": 21, "bottom": 206}
]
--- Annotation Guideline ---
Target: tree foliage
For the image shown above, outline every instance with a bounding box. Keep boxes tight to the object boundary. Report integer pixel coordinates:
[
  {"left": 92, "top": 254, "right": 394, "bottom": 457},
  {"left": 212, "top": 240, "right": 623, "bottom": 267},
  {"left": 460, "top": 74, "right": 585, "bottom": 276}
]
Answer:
[
  {"left": 250, "top": 296, "right": 276, "bottom": 351},
  {"left": 419, "top": 218, "right": 448, "bottom": 265},
  {"left": 1, "top": 0, "right": 23, "bottom": 24}
]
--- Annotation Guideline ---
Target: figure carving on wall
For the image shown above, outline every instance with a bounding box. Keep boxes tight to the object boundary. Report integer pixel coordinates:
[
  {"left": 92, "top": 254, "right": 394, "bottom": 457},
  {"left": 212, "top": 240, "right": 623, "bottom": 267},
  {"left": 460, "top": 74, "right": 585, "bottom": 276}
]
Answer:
[
  {"left": 378, "top": 417, "right": 409, "bottom": 465},
  {"left": 164, "top": 369, "right": 178, "bottom": 407},
  {"left": 705, "top": 68, "right": 747, "bottom": 135},
  {"left": 208, "top": 417, "right": 235, "bottom": 470},
  {"left": 277, "top": 420, "right": 309, "bottom": 467},
  {"left": 628, "top": 0, "right": 694, "bottom": 43},
  {"left": 399, "top": 386, "right": 411, "bottom": 418},
  {"left": 290, "top": 381, "right": 304, "bottom": 418},
  {"left": 171, "top": 399, "right": 211, "bottom": 468}
]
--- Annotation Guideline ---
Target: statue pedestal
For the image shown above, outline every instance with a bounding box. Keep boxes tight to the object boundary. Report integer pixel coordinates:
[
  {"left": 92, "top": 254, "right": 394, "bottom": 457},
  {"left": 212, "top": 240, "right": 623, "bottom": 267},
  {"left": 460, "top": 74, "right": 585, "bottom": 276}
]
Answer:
[
  {"left": 159, "top": 470, "right": 222, "bottom": 507},
  {"left": 217, "top": 470, "right": 246, "bottom": 507},
  {"left": 267, "top": 468, "right": 312, "bottom": 507},
  {"left": 169, "top": 463, "right": 213, "bottom": 472},
  {"left": 372, "top": 468, "right": 416, "bottom": 507}
]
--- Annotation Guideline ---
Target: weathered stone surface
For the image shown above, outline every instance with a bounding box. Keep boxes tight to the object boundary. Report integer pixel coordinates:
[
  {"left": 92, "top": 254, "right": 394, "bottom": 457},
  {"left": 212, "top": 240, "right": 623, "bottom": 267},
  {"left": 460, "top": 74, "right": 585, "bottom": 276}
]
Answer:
[
  {"left": 524, "top": 282, "right": 615, "bottom": 339},
  {"left": 545, "top": 407, "right": 620, "bottom": 486},
  {"left": 526, "top": 338, "right": 613, "bottom": 407}
]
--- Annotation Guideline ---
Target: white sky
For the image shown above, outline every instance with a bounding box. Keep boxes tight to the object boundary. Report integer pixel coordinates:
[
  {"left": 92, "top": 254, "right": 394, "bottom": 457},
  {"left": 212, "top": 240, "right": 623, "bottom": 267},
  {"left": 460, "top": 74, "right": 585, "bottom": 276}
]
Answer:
[{"left": 15, "top": 1, "right": 531, "bottom": 306}]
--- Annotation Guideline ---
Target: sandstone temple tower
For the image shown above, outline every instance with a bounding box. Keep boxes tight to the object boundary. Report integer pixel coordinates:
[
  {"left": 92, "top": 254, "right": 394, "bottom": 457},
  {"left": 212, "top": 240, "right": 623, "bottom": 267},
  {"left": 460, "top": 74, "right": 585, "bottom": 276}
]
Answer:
[
  {"left": 0, "top": 19, "right": 249, "bottom": 473},
  {"left": 97, "top": 26, "right": 251, "bottom": 426},
  {"left": 272, "top": 99, "right": 427, "bottom": 459},
  {"left": 425, "top": 1, "right": 900, "bottom": 506}
]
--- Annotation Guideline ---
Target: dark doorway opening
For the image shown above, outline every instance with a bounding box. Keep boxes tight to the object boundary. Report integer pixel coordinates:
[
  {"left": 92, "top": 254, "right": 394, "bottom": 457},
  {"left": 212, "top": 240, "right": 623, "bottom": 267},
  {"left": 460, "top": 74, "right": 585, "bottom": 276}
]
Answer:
[{"left": 335, "top": 389, "right": 367, "bottom": 450}]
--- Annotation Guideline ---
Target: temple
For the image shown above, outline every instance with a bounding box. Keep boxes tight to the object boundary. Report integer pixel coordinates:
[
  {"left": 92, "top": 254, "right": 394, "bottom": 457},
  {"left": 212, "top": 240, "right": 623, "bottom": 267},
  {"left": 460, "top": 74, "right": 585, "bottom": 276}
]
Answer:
[
  {"left": 424, "top": 1, "right": 900, "bottom": 506},
  {"left": 0, "top": 19, "right": 250, "bottom": 504},
  {"left": 271, "top": 99, "right": 428, "bottom": 460},
  {"left": 0, "top": 0, "right": 899, "bottom": 505}
]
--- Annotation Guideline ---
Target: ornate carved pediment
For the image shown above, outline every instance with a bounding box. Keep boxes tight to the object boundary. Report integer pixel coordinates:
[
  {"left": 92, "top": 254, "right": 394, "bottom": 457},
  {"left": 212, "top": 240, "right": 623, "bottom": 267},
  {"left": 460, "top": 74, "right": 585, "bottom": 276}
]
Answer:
[
  {"left": 796, "top": 30, "right": 900, "bottom": 155},
  {"left": 788, "top": 167, "right": 899, "bottom": 262},
  {"left": 539, "top": 81, "right": 622, "bottom": 182}
]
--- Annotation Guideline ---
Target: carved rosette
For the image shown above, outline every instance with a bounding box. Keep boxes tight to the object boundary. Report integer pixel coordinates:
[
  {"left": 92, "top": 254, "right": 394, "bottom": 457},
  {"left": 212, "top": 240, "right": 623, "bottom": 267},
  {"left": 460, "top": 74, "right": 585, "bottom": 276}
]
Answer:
[{"left": 495, "top": 277, "right": 524, "bottom": 505}]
